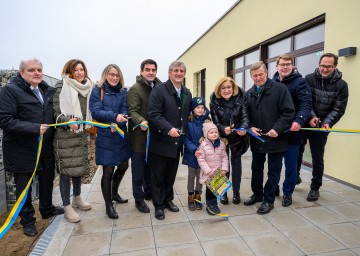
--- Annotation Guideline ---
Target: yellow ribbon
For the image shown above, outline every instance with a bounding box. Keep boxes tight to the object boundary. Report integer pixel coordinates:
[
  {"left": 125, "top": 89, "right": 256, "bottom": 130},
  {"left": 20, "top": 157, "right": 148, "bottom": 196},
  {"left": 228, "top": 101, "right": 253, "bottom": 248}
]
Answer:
[{"left": 194, "top": 199, "right": 229, "bottom": 218}]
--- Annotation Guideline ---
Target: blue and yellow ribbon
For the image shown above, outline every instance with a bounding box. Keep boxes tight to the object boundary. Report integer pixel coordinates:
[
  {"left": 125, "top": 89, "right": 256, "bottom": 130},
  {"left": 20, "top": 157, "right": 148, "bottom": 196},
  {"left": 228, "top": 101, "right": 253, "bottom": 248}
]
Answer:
[
  {"left": 194, "top": 199, "right": 229, "bottom": 218},
  {"left": 132, "top": 123, "right": 150, "bottom": 162},
  {"left": 0, "top": 120, "right": 125, "bottom": 239}
]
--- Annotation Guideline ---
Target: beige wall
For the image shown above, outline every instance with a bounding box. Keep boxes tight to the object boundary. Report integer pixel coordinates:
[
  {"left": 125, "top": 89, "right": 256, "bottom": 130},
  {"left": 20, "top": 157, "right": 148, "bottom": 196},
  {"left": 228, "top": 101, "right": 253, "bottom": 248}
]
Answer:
[{"left": 179, "top": 0, "right": 360, "bottom": 187}]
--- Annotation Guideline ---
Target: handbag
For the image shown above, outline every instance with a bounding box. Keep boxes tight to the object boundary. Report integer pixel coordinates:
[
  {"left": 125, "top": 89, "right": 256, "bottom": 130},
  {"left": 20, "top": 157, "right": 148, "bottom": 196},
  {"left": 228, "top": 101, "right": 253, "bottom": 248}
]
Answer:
[{"left": 87, "top": 86, "right": 104, "bottom": 135}]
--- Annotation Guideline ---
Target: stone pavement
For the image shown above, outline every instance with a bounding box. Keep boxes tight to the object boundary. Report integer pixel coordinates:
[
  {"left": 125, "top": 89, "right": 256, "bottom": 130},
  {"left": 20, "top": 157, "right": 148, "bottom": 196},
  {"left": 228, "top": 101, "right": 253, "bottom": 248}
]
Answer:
[{"left": 36, "top": 152, "right": 360, "bottom": 256}]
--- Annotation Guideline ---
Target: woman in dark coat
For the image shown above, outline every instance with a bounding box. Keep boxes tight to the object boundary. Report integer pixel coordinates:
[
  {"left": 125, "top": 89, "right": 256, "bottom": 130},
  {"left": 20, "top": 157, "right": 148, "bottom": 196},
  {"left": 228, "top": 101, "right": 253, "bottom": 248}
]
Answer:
[
  {"left": 210, "top": 77, "right": 249, "bottom": 205},
  {"left": 54, "top": 59, "right": 93, "bottom": 223},
  {"left": 90, "top": 64, "right": 131, "bottom": 219}
]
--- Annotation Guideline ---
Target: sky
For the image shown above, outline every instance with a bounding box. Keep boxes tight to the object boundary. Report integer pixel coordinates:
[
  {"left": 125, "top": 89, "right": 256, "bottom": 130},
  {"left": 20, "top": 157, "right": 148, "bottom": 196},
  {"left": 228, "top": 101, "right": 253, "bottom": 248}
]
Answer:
[{"left": 0, "top": 0, "right": 238, "bottom": 86}]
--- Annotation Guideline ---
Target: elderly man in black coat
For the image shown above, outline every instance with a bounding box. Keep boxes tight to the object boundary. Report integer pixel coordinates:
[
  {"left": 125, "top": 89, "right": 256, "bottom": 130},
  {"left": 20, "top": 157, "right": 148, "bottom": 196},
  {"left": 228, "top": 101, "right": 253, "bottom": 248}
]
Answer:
[
  {"left": 244, "top": 61, "right": 295, "bottom": 215},
  {"left": 0, "top": 59, "right": 63, "bottom": 237},
  {"left": 148, "top": 61, "right": 192, "bottom": 220}
]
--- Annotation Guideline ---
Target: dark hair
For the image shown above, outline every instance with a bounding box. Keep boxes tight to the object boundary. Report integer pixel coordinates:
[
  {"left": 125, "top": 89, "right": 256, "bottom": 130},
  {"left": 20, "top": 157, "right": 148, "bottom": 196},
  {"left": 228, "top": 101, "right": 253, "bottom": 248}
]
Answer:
[
  {"left": 319, "top": 53, "right": 338, "bottom": 66},
  {"left": 62, "top": 59, "right": 88, "bottom": 79},
  {"left": 140, "top": 59, "right": 157, "bottom": 71}
]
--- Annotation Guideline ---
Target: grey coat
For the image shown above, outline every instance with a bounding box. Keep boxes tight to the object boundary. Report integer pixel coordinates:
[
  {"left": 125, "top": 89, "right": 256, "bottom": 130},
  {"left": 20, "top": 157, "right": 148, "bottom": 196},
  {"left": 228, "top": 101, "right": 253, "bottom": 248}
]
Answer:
[{"left": 53, "top": 80, "right": 90, "bottom": 177}]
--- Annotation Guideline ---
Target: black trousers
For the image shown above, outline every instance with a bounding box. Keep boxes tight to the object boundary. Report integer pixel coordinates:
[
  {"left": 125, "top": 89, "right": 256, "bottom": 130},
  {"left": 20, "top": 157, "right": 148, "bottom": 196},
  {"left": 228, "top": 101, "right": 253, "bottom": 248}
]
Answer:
[
  {"left": 149, "top": 150, "right": 180, "bottom": 210},
  {"left": 131, "top": 151, "right": 151, "bottom": 202},
  {"left": 13, "top": 168, "right": 55, "bottom": 227}
]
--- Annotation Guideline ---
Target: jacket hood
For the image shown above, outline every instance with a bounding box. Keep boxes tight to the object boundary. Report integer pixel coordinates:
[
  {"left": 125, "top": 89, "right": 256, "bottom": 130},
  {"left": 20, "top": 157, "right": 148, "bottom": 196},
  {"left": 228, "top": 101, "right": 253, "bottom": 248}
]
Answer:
[
  {"left": 273, "top": 69, "right": 303, "bottom": 83},
  {"left": 314, "top": 68, "right": 342, "bottom": 84}
]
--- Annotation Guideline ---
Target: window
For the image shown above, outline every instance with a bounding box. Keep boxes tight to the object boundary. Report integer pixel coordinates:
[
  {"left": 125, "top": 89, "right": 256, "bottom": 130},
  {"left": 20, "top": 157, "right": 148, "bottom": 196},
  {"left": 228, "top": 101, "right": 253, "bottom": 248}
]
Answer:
[{"left": 194, "top": 69, "right": 206, "bottom": 98}]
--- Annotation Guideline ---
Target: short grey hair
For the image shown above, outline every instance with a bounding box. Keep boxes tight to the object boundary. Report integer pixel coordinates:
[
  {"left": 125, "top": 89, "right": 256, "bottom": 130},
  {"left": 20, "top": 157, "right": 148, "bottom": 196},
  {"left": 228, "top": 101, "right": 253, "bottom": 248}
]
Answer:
[
  {"left": 168, "top": 61, "right": 186, "bottom": 73},
  {"left": 19, "top": 59, "right": 43, "bottom": 71}
]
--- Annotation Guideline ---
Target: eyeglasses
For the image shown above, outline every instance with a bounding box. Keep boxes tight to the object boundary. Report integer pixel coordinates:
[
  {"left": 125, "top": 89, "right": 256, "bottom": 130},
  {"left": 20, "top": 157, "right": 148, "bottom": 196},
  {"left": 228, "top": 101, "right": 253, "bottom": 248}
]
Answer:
[
  {"left": 319, "top": 64, "right": 335, "bottom": 69},
  {"left": 220, "top": 86, "right": 232, "bottom": 91},
  {"left": 277, "top": 63, "right": 292, "bottom": 67},
  {"left": 172, "top": 69, "right": 185, "bottom": 73},
  {"left": 108, "top": 73, "right": 120, "bottom": 78}
]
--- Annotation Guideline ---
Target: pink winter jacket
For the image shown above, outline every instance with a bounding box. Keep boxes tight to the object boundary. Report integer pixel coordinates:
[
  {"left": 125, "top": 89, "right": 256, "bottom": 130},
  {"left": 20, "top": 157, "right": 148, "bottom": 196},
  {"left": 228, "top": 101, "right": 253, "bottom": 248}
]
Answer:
[{"left": 197, "top": 138, "right": 229, "bottom": 184}]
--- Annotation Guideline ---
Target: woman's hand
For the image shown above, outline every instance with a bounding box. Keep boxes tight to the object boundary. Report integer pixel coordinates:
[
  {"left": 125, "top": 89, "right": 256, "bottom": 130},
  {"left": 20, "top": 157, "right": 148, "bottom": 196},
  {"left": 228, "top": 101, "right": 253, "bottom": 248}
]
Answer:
[
  {"left": 68, "top": 117, "right": 79, "bottom": 130},
  {"left": 116, "top": 114, "right": 128, "bottom": 123},
  {"left": 224, "top": 124, "right": 234, "bottom": 135},
  {"left": 110, "top": 123, "right": 117, "bottom": 133},
  {"left": 236, "top": 130, "right": 246, "bottom": 136},
  {"left": 194, "top": 149, "right": 201, "bottom": 158}
]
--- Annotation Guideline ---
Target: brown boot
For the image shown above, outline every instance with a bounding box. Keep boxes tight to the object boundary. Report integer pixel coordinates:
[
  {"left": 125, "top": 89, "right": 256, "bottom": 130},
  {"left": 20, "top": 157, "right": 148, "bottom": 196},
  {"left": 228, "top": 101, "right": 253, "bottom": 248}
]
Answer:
[
  {"left": 188, "top": 194, "right": 195, "bottom": 211},
  {"left": 194, "top": 192, "right": 203, "bottom": 210}
]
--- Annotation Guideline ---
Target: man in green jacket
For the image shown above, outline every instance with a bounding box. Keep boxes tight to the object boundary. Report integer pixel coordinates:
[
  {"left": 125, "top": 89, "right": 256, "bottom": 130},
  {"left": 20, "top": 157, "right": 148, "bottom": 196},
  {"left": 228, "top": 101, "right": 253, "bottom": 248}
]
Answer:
[{"left": 127, "top": 59, "right": 162, "bottom": 213}]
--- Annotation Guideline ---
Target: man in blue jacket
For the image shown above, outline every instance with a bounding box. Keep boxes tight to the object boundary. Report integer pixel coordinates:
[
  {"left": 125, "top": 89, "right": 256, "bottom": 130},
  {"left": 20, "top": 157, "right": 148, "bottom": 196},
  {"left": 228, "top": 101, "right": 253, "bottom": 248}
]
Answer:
[
  {"left": 148, "top": 61, "right": 192, "bottom": 220},
  {"left": 272, "top": 54, "right": 312, "bottom": 207}
]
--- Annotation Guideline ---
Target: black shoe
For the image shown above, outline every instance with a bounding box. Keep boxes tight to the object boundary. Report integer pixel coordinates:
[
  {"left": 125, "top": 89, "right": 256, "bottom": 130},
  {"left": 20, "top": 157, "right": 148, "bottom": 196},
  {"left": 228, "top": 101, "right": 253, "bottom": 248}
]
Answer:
[
  {"left": 307, "top": 190, "right": 320, "bottom": 201},
  {"left": 220, "top": 194, "right": 228, "bottom": 205},
  {"left": 282, "top": 195, "right": 292, "bottom": 207},
  {"left": 206, "top": 204, "right": 221, "bottom": 216},
  {"left": 23, "top": 225, "right": 38, "bottom": 237},
  {"left": 145, "top": 194, "right": 152, "bottom": 200},
  {"left": 233, "top": 192, "right": 241, "bottom": 204},
  {"left": 257, "top": 201, "right": 274, "bottom": 215},
  {"left": 296, "top": 176, "right": 302, "bottom": 185},
  {"left": 155, "top": 209, "right": 165, "bottom": 220},
  {"left": 275, "top": 187, "right": 280, "bottom": 197},
  {"left": 135, "top": 201, "right": 150, "bottom": 213},
  {"left": 244, "top": 194, "right": 263, "bottom": 206},
  {"left": 166, "top": 201, "right": 179, "bottom": 212},
  {"left": 106, "top": 203, "right": 119, "bottom": 219},
  {"left": 112, "top": 194, "right": 128, "bottom": 204},
  {"left": 42, "top": 206, "right": 64, "bottom": 219}
]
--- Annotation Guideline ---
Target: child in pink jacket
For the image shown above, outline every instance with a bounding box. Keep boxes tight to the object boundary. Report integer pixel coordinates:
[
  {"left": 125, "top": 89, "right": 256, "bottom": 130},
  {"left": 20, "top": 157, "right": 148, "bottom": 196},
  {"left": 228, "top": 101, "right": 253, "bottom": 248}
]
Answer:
[{"left": 197, "top": 121, "right": 229, "bottom": 215}]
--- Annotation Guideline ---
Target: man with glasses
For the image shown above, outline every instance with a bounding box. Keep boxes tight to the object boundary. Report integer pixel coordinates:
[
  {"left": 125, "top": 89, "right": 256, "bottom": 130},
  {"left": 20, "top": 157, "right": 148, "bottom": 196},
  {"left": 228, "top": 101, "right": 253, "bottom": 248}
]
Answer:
[
  {"left": 272, "top": 54, "right": 312, "bottom": 207},
  {"left": 127, "top": 59, "right": 162, "bottom": 214},
  {"left": 148, "top": 61, "right": 192, "bottom": 220},
  {"left": 244, "top": 61, "right": 294, "bottom": 214},
  {"left": 304, "top": 53, "right": 349, "bottom": 201}
]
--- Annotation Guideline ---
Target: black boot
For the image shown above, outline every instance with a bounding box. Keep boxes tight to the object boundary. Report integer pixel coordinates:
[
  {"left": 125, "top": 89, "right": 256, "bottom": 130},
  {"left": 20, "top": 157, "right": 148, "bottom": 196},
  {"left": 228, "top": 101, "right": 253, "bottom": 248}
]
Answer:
[
  {"left": 220, "top": 192, "right": 229, "bottom": 205},
  {"left": 112, "top": 164, "right": 128, "bottom": 204},
  {"left": 101, "top": 176, "right": 119, "bottom": 219},
  {"left": 233, "top": 192, "right": 241, "bottom": 204}
]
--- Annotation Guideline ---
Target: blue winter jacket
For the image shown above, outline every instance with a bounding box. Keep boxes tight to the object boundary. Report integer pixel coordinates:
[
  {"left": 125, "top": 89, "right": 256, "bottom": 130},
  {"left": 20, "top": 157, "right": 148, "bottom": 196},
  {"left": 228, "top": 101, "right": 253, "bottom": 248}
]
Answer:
[
  {"left": 89, "top": 82, "right": 131, "bottom": 166},
  {"left": 182, "top": 107, "right": 209, "bottom": 168}
]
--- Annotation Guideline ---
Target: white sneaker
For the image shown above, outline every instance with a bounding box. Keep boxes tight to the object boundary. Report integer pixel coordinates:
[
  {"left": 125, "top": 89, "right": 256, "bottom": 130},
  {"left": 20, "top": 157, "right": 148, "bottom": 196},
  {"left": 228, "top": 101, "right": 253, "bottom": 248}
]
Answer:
[
  {"left": 72, "top": 195, "right": 92, "bottom": 211},
  {"left": 64, "top": 205, "right": 80, "bottom": 223}
]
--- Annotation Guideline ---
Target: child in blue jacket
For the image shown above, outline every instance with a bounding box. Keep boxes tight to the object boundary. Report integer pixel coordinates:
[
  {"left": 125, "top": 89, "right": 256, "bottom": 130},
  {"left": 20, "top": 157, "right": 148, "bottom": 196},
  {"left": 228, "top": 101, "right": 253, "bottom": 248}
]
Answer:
[{"left": 182, "top": 97, "right": 210, "bottom": 210}]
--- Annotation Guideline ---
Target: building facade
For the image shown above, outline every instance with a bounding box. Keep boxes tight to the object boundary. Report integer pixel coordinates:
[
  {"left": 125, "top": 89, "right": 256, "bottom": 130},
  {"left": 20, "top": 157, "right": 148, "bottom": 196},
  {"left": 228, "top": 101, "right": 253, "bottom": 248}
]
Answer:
[{"left": 179, "top": 0, "right": 360, "bottom": 187}]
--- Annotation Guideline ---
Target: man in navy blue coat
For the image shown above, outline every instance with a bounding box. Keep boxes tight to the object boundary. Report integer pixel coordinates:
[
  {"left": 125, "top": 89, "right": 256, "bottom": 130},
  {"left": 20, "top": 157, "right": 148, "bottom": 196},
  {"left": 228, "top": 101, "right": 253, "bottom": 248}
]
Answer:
[
  {"left": 272, "top": 54, "right": 312, "bottom": 207},
  {"left": 148, "top": 61, "right": 192, "bottom": 220}
]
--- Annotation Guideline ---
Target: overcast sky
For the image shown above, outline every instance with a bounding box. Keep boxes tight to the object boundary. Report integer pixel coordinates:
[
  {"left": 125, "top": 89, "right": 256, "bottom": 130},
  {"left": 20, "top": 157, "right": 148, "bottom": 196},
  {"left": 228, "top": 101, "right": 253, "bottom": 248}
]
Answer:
[{"left": 1, "top": 0, "right": 238, "bottom": 86}]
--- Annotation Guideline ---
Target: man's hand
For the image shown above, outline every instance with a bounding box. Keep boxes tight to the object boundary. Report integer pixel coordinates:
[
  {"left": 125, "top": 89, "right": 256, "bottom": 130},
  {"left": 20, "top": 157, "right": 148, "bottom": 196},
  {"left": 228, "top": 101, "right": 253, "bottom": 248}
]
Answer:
[
  {"left": 290, "top": 122, "right": 301, "bottom": 132},
  {"left": 267, "top": 129, "right": 278, "bottom": 138},
  {"left": 322, "top": 123, "right": 330, "bottom": 130},
  {"left": 168, "top": 128, "right": 180, "bottom": 137},
  {"left": 309, "top": 117, "right": 319, "bottom": 127},
  {"left": 140, "top": 121, "right": 148, "bottom": 131},
  {"left": 40, "top": 124, "right": 49, "bottom": 135}
]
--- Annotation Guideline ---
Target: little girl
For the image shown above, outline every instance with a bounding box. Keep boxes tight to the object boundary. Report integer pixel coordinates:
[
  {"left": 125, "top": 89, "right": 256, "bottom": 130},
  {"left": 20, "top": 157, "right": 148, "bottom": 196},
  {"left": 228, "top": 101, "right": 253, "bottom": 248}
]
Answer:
[
  {"left": 183, "top": 97, "right": 209, "bottom": 211},
  {"left": 197, "top": 121, "right": 229, "bottom": 215}
]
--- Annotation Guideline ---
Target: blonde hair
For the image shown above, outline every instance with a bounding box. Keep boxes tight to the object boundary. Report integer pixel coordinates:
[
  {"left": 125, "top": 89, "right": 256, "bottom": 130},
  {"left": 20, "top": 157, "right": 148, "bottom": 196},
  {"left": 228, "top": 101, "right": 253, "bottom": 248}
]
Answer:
[
  {"left": 97, "top": 64, "right": 124, "bottom": 88},
  {"left": 213, "top": 77, "right": 239, "bottom": 99}
]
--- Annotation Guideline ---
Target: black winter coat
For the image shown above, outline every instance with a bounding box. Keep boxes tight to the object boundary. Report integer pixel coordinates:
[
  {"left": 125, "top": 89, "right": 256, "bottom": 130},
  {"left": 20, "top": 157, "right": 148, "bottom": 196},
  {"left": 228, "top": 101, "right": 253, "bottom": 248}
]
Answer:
[
  {"left": 147, "top": 79, "right": 192, "bottom": 158},
  {"left": 245, "top": 78, "right": 295, "bottom": 153},
  {"left": 272, "top": 70, "right": 312, "bottom": 144},
  {"left": 210, "top": 87, "right": 250, "bottom": 157},
  {"left": 305, "top": 68, "right": 349, "bottom": 127},
  {"left": 0, "top": 75, "right": 56, "bottom": 173}
]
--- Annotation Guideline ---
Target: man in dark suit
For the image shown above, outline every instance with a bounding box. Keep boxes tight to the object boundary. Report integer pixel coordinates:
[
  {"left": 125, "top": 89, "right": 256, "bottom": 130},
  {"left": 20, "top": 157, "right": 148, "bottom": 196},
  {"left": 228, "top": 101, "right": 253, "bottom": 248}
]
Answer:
[
  {"left": 148, "top": 61, "right": 192, "bottom": 220},
  {"left": 0, "top": 59, "right": 64, "bottom": 237}
]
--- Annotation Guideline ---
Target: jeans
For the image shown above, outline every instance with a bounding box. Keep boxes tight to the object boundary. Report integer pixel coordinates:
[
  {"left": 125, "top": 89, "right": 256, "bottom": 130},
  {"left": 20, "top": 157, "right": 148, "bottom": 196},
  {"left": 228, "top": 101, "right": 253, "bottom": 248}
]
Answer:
[
  {"left": 60, "top": 174, "right": 81, "bottom": 206},
  {"left": 283, "top": 145, "right": 300, "bottom": 195},
  {"left": 131, "top": 151, "right": 151, "bottom": 202},
  {"left": 251, "top": 152, "right": 283, "bottom": 203}
]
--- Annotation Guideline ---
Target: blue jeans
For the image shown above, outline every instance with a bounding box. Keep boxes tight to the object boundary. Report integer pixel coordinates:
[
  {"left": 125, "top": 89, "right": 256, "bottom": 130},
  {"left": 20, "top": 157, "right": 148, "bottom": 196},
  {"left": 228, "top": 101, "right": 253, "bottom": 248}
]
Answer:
[
  {"left": 251, "top": 152, "right": 283, "bottom": 203},
  {"left": 60, "top": 174, "right": 81, "bottom": 206},
  {"left": 131, "top": 152, "right": 151, "bottom": 202},
  {"left": 283, "top": 144, "right": 300, "bottom": 195}
]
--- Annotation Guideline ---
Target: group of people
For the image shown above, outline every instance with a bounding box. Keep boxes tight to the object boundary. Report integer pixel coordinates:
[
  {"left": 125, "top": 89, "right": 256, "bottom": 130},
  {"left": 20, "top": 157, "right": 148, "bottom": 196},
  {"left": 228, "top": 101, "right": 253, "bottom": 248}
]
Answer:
[{"left": 0, "top": 52, "right": 348, "bottom": 237}]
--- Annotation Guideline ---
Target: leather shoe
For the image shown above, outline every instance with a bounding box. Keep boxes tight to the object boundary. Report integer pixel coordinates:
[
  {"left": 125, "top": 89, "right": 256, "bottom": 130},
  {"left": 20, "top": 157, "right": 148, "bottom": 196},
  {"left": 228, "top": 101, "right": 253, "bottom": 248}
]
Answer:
[
  {"left": 282, "top": 195, "right": 292, "bottom": 207},
  {"left": 296, "top": 176, "right": 302, "bottom": 185},
  {"left": 42, "top": 206, "right": 64, "bottom": 219},
  {"left": 307, "top": 190, "right": 320, "bottom": 201},
  {"left": 233, "top": 192, "right": 241, "bottom": 204},
  {"left": 155, "top": 209, "right": 165, "bottom": 220},
  {"left": 136, "top": 201, "right": 150, "bottom": 213},
  {"left": 220, "top": 194, "right": 229, "bottom": 205},
  {"left": 257, "top": 201, "right": 274, "bottom": 215},
  {"left": 23, "top": 225, "right": 38, "bottom": 237},
  {"left": 244, "top": 194, "right": 263, "bottom": 206},
  {"left": 166, "top": 201, "right": 179, "bottom": 212}
]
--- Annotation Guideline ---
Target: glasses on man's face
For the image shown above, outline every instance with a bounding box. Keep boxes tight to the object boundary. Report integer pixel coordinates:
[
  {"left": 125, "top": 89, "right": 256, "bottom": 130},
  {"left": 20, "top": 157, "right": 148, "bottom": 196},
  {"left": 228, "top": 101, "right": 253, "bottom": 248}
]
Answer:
[
  {"left": 172, "top": 69, "right": 185, "bottom": 74},
  {"left": 319, "top": 64, "right": 335, "bottom": 70},
  {"left": 278, "top": 63, "right": 292, "bottom": 67},
  {"left": 108, "top": 73, "right": 120, "bottom": 78}
]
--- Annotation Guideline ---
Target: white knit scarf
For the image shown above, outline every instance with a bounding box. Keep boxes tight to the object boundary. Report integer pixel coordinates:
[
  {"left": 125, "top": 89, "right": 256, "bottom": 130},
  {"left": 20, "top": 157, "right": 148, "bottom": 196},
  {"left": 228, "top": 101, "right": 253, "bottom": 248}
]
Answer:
[{"left": 59, "top": 75, "right": 94, "bottom": 132}]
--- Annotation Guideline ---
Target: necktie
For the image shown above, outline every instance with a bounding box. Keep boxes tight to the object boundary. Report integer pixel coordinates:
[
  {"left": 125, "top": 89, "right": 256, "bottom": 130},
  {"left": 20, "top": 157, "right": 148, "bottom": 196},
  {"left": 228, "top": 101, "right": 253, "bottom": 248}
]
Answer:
[{"left": 33, "top": 88, "right": 44, "bottom": 105}]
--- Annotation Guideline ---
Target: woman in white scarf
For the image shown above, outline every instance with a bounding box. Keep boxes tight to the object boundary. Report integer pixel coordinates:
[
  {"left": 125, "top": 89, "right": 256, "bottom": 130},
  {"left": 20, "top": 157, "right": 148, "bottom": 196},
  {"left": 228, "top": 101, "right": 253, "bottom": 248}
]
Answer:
[{"left": 53, "top": 59, "right": 94, "bottom": 223}]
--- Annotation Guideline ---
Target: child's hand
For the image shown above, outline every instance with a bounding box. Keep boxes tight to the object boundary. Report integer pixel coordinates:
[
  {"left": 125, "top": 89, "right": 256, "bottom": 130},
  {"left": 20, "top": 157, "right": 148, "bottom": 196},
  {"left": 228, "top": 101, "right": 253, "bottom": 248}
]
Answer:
[
  {"left": 221, "top": 170, "right": 227, "bottom": 177},
  {"left": 208, "top": 171, "right": 215, "bottom": 178},
  {"left": 194, "top": 150, "right": 201, "bottom": 158}
]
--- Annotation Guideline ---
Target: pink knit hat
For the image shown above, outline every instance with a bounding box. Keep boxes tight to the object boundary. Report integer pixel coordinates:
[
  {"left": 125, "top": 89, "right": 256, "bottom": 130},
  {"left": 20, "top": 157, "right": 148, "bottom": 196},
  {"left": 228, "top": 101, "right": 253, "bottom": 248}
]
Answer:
[{"left": 202, "top": 122, "right": 218, "bottom": 137}]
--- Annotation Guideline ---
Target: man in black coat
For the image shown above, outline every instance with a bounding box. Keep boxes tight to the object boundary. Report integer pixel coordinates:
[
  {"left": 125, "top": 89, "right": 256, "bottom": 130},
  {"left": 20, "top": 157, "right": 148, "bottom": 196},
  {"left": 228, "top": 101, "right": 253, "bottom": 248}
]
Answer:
[
  {"left": 0, "top": 59, "right": 63, "bottom": 237},
  {"left": 244, "top": 61, "right": 295, "bottom": 214},
  {"left": 148, "top": 61, "right": 192, "bottom": 220},
  {"left": 272, "top": 54, "right": 312, "bottom": 207},
  {"left": 303, "top": 53, "right": 349, "bottom": 202}
]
